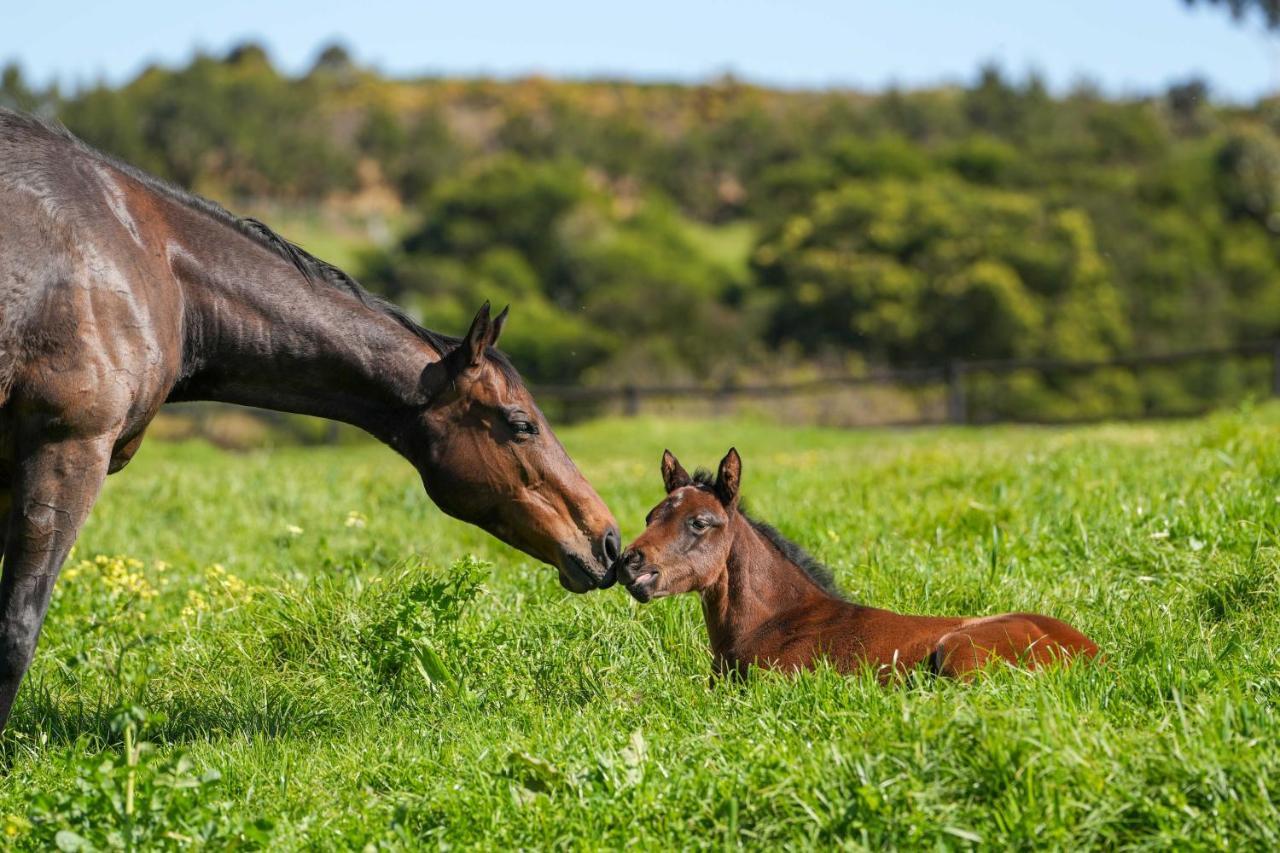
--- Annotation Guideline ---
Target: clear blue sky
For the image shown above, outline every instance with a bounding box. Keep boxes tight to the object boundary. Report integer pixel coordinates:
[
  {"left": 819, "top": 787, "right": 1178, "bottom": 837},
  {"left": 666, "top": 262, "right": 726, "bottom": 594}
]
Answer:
[{"left": 3, "top": 0, "right": 1278, "bottom": 101}]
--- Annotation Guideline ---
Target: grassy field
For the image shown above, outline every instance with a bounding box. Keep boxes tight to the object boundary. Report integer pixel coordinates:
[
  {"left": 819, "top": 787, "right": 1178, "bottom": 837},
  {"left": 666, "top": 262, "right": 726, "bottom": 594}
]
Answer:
[{"left": 2, "top": 407, "right": 1280, "bottom": 848}]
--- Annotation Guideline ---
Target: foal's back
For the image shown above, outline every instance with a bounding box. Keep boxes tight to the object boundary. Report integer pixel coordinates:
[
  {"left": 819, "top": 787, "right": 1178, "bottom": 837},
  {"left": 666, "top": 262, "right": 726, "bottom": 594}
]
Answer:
[{"left": 744, "top": 597, "right": 1099, "bottom": 679}]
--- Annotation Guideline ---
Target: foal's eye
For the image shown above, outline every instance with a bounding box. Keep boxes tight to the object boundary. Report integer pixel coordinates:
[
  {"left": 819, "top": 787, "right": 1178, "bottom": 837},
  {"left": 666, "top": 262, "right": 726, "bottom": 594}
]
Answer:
[{"left": 688, "top": 517, "right": 710, "bottom": 533}]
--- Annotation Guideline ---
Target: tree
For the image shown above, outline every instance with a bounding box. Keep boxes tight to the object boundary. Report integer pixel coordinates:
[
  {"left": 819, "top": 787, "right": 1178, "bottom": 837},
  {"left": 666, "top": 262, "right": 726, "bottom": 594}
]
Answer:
[
  {"left": 1185, "top": 0, "right": 1280, "bottom": 27},
  {"left": 311, "top": 43, "right": 355, "bottom": 75},
  {"left": 1216, "top": 127, "right": 1280, "bottom": 230},
  {"left": 370, "top": 158, "right": 752, "bottom": 383},
  {"left": 223, "top": 41, "right": 271, "bottom": 67},
  {"left": 1, "top": 63, "right": 39, "bottom": 112},
  {"left": 753, "top": 177, "right": 1129, "bottom": 364}
]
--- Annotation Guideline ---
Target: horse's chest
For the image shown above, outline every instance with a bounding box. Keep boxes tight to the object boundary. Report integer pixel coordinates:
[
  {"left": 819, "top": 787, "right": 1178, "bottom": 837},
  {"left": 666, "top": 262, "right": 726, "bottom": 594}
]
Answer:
[
  {"left": 19, "top": 285, "right": 178, "bottom": 413},
  {"left": 1, "top": 281, "right": 178, "bottom": 469}
]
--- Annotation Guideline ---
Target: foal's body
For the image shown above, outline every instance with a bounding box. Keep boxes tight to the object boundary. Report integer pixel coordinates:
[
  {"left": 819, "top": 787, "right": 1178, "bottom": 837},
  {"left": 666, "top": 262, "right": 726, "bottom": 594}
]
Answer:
[
  {"left": 703, "top": 515, "right": 1095, "bottom": 678},
  {"left": 620, "top": 449, "right": 1098, "bottom": 680}
]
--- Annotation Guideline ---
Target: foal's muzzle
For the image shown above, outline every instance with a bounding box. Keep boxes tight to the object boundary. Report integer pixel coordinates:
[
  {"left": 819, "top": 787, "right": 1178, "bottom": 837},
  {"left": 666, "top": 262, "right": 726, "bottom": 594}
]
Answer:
[{"left": 617, "top": 549, "right": 658, "bottom": 603}]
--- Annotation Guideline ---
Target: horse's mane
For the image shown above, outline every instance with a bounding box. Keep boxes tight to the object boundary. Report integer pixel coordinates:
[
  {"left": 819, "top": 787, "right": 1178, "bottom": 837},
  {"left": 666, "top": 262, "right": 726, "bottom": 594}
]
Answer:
[
  {"left": 0, "top": 107, "right": 519, "bottom": 381},
  {"left": 691, "top": 469, "right": 845, "bottom": 599}
]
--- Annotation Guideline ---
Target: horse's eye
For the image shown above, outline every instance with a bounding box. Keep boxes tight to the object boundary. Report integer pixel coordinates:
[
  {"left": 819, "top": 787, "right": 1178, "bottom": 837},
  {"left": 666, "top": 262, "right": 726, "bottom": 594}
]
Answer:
[
  {"left": 510, "top": 420, "right": 539, "bottom": 438},
  {"left": 688, "top": 516, "right": 710, "bottom": 532}
]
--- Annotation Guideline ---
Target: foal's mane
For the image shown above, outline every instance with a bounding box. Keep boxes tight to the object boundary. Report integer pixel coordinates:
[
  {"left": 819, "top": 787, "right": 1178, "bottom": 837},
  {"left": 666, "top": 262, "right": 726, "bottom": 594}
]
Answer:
[
  {"left": 2, "top": 108, "right": 519, "bottom": 381},
  {"left": 691, "top": 469, "right": 845, "bottom": 599}
]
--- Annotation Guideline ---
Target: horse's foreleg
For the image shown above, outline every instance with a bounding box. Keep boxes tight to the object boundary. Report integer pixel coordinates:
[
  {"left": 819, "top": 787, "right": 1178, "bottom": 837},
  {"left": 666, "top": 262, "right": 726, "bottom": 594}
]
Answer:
[
  {"left": 0, "top": 436, "right": 111, "bottom": 732},
  {"left": 0, "top": 488, "right": 10, "bottom": 563}
]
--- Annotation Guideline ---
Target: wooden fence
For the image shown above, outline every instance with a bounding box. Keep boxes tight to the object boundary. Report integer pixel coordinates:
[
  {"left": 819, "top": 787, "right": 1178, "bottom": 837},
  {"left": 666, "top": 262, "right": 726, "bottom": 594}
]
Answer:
[
  {"left": 532, "top": 340, "right": 1280, "bottom": 427},
  {"left": 159, "top": 340, "right": 1280, "bottom": 446}
]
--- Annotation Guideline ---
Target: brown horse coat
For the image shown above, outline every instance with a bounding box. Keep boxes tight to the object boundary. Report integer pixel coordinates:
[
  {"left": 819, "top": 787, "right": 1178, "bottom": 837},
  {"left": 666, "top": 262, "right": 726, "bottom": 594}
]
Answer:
[
  {"left": 618, "top": 449, "right": 1098, "bottom": 680},
  {"left": 0, "top": 108, "right": 621, "bottom": 731}
]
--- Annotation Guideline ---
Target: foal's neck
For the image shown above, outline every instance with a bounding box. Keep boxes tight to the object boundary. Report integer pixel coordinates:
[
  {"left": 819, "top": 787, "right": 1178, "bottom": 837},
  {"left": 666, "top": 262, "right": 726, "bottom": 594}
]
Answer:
[
  {"left": 700, "top": 514, "right": 834, "bottom": 656},
  {"left": 167, "top": 214, "right": 439, "bottom": 446}
]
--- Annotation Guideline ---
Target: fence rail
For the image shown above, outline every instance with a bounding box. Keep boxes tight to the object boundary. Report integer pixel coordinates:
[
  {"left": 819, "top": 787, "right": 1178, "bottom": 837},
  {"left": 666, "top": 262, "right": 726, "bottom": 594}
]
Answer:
[
  {"left": 159, "top": 340, "right": 1280, "bottom": 447},
  {"left": 532, "top": 340, "right": 1280, "bottom": 427}
]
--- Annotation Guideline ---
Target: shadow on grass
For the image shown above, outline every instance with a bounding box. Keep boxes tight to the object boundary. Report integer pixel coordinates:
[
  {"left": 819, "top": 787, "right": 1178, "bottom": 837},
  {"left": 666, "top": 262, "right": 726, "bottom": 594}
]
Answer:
[{"left": 2, "top": 680, "right": 347, "bottom": 760}]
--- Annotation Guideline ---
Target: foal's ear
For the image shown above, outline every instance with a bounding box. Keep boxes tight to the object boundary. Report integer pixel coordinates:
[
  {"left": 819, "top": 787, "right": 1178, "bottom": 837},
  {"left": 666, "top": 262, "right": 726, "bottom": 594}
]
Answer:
[
  {"left": 714, "top": 447, "right": 742, "bottom": 509},
  {"left": 661, "top": 450, "right": 692, "bottom": 493}
]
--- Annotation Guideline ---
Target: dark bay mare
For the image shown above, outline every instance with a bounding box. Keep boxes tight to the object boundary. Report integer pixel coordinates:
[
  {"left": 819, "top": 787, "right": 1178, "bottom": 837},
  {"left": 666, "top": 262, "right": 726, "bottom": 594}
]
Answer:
[
  {"left": 618, "top": 449, "right": 1099, "bottom": 680},
  {"left": 0, "top": 108, "right": 621, "bottom": 731}
]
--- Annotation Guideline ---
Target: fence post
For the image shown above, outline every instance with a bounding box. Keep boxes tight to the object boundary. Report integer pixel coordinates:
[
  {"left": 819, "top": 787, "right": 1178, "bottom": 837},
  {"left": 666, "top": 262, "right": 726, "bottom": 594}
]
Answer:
[
  {"left": 623, "top": 384, "right": 640, "bottom": 417},
  {"left": 716, "top": 380, "right": 737, "bottom": 417},
  {"left": 1272, "top": 343, "right": 1280, "bottom": 398},
  {"left": 946, "top": 360, "right": 968, "bottom": 425}
]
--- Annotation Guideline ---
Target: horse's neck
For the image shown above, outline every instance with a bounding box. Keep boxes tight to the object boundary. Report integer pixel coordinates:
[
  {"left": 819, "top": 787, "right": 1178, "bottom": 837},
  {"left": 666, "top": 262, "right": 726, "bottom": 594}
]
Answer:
[
  {"left": 700, "top": 515, "right": 830, "bottom": 656},
  {"left": 168, "top": 223, "right": 437, "bottom": 444}
]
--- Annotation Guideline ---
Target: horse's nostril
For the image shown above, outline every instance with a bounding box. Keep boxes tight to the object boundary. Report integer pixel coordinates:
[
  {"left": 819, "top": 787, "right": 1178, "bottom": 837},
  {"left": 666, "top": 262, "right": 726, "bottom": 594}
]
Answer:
[{"left": 602, "top": 527, "right": 622, "bottom": 565}]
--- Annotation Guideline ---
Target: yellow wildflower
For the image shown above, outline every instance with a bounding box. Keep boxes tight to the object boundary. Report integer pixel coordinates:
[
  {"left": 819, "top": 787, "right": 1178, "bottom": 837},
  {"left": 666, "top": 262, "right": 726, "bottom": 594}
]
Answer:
[
  {"left": 99, "top": 555, "right": 158, "bottom": 600},
  {"left": 181, "top": 590, "right": 208, "bottom": 620},
  {"left": 204, "top": 564, "right": 254, "bottom": 604},
  {"left": 3, "top": 814, "right": 29, "bottom": 837}
]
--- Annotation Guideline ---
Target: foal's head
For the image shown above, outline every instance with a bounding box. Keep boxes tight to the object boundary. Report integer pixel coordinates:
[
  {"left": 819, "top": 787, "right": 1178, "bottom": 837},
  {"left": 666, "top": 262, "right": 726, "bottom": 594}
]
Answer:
[
  {"left": 617, "top": 448, "right": 742, "bottom": 602},
  {"left": 411, "top": 304, "right": 621, "bottom": 592}
]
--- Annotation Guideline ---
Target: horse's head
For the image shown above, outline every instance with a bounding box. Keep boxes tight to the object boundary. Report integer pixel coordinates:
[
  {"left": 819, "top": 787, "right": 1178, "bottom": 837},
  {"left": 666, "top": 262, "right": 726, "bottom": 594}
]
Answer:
[
  {"left": 411, "top": 304, "right": 621, "bottom": 592},
  {"left": 617, "top": 447, "right": 742, "bottom": 602}
]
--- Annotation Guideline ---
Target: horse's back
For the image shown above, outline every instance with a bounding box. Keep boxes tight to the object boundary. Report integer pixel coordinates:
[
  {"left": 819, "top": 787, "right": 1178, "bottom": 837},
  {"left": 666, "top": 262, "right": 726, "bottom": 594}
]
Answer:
[
  {"left": 0, "top": 115, "right": 76, "bottom": 411},
  {"left": 0, "top": 109, "right": 102, "bottom": 325},
  {"left": 0, "top": 109, "right": 182, "bottom": 438}
]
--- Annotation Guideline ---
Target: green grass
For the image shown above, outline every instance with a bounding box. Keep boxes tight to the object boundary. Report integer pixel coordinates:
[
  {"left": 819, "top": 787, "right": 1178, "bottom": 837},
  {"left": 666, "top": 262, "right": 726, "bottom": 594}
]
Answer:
[{"left": 3, "top": 406, "right": 1280, "bottom": 848}]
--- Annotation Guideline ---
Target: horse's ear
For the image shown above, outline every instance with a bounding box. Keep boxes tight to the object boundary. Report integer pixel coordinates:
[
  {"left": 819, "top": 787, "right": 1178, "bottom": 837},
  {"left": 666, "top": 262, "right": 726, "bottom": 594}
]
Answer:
[
  {"left": 714, "top": 447, "right": 742, "bottom": 509},
  {"left": 661, "top": 450, "right": 692, "bottom": 493},
  {"left": 420, "top": 302, "right": 499, "bottom": 402},
  {"left": 490, "top": 305, "right": 509, "bottom": 347},
  {"left": 459, "top": 301, "right": 493, "bottom": 369}
]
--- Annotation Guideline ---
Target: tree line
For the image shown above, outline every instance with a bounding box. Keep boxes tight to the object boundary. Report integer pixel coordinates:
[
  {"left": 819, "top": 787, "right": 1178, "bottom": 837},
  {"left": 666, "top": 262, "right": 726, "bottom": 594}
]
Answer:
[{"left": 4, "top": 45, "right": 1280, "bottom": 416}]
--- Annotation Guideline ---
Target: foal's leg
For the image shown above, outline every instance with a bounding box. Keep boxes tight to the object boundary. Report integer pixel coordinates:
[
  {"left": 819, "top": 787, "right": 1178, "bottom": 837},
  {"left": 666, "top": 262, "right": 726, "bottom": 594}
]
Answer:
[
  {"left": 0, "top": 436, "right": 111, "bottom": 732},
  {"left": 931, "top": 614, "right": 1095, "bottom": 679}
]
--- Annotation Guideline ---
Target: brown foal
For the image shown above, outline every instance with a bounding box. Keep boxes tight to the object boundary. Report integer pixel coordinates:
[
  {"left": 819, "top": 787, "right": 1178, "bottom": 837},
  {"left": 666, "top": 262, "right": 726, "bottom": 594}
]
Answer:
[{"left": 617, "top": 448, "right": 1099, "bottom": 680}]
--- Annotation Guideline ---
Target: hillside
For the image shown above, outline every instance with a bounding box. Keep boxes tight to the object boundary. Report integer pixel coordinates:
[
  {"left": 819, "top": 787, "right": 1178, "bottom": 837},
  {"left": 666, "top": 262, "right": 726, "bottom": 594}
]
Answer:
[{"left": 5, "top": 50, "right": 1280, "bottom": 416}]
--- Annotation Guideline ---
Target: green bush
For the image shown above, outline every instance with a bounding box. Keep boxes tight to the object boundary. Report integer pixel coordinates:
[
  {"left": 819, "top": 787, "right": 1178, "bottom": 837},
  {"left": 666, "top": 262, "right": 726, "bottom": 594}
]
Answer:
[{"left": 11, "top": 51, "right": 1280, "bottom": 414}]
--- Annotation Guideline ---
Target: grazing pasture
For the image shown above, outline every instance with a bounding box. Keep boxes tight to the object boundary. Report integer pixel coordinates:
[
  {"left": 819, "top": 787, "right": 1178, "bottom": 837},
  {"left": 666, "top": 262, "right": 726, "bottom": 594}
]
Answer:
[{"left": 2, "top": 407, "right": 1280, "bottom": 848}]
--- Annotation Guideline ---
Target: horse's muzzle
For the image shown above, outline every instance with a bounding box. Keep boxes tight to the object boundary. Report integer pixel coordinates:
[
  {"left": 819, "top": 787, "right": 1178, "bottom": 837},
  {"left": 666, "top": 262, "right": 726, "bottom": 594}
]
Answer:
[
  {"left": 596, "top": 526, "right": 622, "bottom": 589},
  {"left": 554, "top": 526, "right": 621, "bottom": 593}
]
